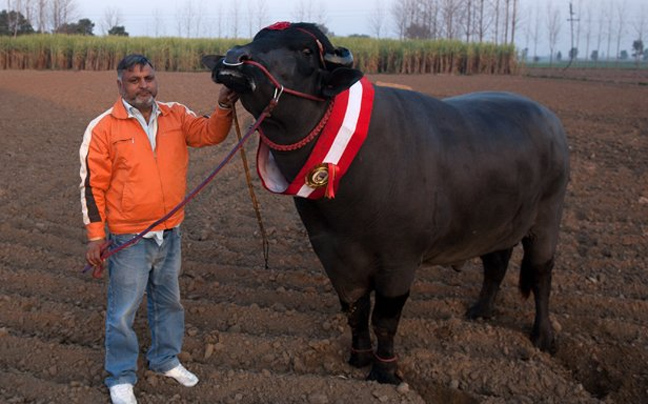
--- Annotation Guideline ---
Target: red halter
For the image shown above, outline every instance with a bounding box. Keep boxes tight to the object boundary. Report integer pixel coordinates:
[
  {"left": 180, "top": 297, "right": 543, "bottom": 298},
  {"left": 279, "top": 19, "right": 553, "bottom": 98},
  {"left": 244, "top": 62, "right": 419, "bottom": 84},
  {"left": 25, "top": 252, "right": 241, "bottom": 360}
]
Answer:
[
  {"left": 242, "top": 60, "right": 325, "bottom": 102},
  {"left": 239, "top": 59, "right": 331, "bottom": 151}
]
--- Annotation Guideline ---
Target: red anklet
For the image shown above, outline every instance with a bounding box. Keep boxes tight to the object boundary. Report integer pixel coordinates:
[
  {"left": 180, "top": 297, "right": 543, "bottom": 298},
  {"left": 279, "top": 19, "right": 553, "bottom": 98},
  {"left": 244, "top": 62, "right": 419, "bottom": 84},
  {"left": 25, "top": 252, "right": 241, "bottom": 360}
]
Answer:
[{"left": 373, "top": 353, "right": 398, "bottom": 363}]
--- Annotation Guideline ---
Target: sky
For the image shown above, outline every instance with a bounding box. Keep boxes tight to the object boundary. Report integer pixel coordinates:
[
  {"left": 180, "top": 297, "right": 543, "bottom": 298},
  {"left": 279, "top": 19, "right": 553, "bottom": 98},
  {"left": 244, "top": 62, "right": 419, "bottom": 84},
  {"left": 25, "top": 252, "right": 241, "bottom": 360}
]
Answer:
[{"left": 76, "top": 0, "right": 647, "bottom": 58}]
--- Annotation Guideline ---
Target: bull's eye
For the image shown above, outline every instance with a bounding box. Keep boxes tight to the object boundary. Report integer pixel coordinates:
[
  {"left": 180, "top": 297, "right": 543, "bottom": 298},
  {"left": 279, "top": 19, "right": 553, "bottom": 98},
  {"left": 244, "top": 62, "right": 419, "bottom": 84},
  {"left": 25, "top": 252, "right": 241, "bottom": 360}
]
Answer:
[{"left": 302, "top": 48, "right": 313, "bottom": 56}]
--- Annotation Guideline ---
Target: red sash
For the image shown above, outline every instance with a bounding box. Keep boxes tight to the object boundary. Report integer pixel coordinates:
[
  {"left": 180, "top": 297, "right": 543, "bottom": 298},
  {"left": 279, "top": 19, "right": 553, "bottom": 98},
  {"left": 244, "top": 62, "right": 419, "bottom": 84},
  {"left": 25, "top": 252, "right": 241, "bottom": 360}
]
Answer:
[{"left": 257, "top": 77, "right": 374, "bottom": 199}]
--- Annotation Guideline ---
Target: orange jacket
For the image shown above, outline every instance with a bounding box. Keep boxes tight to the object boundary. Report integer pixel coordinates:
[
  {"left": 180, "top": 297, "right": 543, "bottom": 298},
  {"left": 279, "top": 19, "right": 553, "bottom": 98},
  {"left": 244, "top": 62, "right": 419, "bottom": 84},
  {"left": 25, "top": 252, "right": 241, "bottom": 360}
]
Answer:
[{"left": 80, "top": 98, "right": 233, "bottom": 241}]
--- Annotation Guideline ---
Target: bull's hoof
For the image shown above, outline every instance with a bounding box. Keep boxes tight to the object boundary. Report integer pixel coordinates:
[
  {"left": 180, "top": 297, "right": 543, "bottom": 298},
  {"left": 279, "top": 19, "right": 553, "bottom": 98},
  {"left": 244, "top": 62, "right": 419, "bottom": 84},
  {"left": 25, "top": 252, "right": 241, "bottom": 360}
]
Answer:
[
  {"left": 531, "top": 329, "right": 558, "bottom": 354},
  {"left": 366, "top": 359, "right": 402, "bottom": 385},
  {"left": 349, "top": 349, "right": 373, "bottom": 368},
  {"left": 465, "top": 302, "right": 494, "bottom": 320}
]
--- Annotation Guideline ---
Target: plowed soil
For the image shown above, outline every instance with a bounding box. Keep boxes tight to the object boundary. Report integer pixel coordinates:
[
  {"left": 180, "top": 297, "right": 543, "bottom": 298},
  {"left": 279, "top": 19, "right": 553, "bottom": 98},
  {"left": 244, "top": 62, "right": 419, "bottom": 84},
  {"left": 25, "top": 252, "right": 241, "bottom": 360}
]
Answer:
[{"left": 0, "top": 68, "right": 647, "bottom": 404}]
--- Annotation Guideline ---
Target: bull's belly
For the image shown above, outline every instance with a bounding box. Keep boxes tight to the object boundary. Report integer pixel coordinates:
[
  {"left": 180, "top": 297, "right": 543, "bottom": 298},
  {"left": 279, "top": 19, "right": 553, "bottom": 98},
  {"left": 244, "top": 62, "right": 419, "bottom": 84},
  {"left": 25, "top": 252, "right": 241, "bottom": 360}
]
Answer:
[{"left": 419, "top": 223, "right": 530, "bottom": 266}]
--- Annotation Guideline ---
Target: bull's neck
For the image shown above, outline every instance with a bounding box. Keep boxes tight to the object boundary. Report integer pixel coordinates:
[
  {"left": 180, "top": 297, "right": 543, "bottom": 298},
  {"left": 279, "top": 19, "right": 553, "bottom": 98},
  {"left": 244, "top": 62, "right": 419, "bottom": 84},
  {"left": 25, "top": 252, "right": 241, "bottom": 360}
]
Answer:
[{"left": 260, "top": 99, "right": 332, "bottom": 181}]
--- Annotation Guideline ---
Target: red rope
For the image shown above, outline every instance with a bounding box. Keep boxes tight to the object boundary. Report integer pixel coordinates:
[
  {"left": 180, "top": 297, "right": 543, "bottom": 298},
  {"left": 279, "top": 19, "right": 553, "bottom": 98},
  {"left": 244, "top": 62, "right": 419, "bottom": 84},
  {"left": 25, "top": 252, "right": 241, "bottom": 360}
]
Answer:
[
  {"left": 258, "top": 100, "right": 334, "bottom": 151},
  {"left": 243, "top": 60, "right": 325, "bottom": 102}
]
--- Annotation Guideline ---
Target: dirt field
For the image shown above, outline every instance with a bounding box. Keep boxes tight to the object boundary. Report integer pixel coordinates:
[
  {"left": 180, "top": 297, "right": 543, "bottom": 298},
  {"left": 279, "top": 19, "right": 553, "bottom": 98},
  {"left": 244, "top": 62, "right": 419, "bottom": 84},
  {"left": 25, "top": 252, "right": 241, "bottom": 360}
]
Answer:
[{"left": 0, "top": 68, "right": 646, "bottom": 404}]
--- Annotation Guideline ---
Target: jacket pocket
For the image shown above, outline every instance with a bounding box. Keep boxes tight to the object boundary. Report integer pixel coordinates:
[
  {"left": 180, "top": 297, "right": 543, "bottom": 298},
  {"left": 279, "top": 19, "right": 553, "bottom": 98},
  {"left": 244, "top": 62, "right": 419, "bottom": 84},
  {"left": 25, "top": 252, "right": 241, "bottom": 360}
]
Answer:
[{"left": 111, "top": 135, "right": 136, "bottom": 168}]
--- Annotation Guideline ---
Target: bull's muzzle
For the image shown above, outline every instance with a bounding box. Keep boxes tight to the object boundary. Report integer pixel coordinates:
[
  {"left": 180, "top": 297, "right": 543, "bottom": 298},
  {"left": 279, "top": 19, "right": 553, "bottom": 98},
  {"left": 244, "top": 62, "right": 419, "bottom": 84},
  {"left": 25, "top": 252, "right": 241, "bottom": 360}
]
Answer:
[{"left": 223, "top": 45, "right": 252, "bottom": 66}]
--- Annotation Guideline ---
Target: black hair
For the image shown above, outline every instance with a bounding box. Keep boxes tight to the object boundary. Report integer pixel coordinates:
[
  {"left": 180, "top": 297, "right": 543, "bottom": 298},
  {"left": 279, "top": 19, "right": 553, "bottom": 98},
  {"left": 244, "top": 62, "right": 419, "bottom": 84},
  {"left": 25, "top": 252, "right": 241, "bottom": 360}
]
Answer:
[{"left": 117, "top": 54, "right": 154, "bottom": 79}]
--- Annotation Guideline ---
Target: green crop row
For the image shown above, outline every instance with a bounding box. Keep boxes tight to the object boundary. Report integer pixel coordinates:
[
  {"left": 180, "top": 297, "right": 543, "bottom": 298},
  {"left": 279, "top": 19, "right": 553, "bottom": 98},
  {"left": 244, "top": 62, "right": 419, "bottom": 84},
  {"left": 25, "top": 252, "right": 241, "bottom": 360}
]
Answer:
[{"left": 0, "top": 34, "right": 517, "bottom": 74}]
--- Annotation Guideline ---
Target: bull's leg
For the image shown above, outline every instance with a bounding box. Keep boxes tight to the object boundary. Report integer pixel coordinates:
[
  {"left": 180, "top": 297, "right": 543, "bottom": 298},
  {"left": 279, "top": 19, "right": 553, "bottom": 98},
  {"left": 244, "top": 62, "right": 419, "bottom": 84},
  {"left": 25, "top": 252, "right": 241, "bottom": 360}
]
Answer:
[
  {"left": 367, "top": 291, "right": 410, "bottom": 384},
  {"left": 520, "top": 234, "right": 558, "bottom": 354},
  {"left": 341, "top": 292, "right": 373, "bottom": 367},
  {"left": 466, "top": 248, "right": 513, "bottom": 319}
]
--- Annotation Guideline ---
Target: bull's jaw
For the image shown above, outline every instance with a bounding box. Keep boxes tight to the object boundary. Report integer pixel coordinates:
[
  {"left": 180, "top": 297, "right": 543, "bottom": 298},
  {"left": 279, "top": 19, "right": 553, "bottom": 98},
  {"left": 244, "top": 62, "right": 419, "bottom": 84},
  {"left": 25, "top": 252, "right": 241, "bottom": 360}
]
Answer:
[{"left": 216, "top": 67, "right": 256, "bottom": 94}]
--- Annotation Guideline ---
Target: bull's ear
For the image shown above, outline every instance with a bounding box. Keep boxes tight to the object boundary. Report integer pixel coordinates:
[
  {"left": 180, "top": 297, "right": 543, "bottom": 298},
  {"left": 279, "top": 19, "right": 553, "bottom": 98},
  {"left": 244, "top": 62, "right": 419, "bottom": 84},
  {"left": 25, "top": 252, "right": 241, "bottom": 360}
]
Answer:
[
  {"left": 201, "top": 54, "right": 223, "bottom": 70},
  {"left": 321, "top": 68, "right": 364, "bottom": 98}
]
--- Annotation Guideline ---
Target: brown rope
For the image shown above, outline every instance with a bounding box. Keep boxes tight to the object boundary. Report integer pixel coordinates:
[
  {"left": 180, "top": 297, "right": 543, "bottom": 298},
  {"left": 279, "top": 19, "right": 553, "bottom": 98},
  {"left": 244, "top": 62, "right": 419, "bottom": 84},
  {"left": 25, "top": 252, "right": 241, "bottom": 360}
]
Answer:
[{"left": 233, "top": 104, "right": 270, "bottom": 269}]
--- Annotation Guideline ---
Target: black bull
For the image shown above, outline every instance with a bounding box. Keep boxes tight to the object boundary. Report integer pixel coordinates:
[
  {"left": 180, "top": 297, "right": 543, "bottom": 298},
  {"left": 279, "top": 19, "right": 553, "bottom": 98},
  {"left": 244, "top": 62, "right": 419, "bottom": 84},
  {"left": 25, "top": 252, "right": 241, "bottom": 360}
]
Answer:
[{"left": 203, "top": 22, "right": 570, "bottom": 384}]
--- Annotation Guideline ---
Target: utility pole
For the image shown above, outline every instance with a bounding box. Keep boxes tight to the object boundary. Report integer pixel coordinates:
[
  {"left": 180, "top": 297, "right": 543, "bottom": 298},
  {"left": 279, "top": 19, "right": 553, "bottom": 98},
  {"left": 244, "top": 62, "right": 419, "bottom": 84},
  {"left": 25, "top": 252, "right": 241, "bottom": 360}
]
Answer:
[{"left": 565, "top": 2, "right": 580, "bottom": 70}]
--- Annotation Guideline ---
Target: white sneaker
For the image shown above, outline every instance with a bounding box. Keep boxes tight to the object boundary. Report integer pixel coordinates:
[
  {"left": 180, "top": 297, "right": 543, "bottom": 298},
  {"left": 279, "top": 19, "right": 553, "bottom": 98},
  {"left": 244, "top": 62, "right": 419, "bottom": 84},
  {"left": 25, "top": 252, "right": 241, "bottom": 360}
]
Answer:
[
  {"left": 109, "top": 383, "right": 137, "bottom": 404},
  {"left": 164, "top": 364, "right": 199, "bottom": 387}
]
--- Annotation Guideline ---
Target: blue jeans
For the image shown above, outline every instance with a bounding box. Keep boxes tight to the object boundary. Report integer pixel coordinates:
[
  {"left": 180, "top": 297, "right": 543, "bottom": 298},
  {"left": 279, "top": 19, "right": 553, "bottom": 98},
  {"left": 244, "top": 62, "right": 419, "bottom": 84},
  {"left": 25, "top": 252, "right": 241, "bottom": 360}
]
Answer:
[{"left": 104, "top": 228, "right": 185, "bottom": 388}]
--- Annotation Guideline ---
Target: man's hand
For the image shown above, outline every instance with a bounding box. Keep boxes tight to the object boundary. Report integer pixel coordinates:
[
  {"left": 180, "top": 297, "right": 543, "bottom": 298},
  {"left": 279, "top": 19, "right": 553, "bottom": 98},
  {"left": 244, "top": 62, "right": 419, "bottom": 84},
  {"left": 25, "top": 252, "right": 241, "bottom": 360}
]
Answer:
[
  {"left": 86, "top": 239, "right": 105, "bottom": 266},
  {"left": 86, "top": 239, "right": 111, "bottom": 278},
  {"left": 217, "top": 87, "right": 239, "bottom": 109}
]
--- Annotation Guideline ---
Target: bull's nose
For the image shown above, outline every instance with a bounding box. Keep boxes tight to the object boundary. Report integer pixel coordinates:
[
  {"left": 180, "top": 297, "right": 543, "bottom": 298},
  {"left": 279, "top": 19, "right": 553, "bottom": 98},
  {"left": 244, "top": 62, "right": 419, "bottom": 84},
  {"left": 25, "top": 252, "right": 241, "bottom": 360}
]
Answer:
[{"left": 224, "top": 46, "right": 251, "bottom": 66}]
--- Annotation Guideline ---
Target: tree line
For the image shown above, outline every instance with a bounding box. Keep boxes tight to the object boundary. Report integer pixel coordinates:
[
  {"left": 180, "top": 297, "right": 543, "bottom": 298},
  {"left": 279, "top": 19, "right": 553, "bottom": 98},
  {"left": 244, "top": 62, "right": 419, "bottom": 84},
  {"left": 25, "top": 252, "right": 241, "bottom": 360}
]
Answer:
[
  {"left": 372, "top": 0, "right": 646, "bottom": 66},
  {"left": 0, "top": 0, "right": 127, "bottom": 37},
  {"left": 2, "top": 0, "right": 646, "bottom": 67}
]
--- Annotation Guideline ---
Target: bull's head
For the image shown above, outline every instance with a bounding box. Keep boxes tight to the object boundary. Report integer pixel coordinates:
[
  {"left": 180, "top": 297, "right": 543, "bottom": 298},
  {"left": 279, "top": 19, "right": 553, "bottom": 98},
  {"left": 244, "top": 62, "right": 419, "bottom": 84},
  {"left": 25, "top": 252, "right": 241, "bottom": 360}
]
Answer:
[{"left": 202, "top": 22, "right": 363, "bottom": 116}]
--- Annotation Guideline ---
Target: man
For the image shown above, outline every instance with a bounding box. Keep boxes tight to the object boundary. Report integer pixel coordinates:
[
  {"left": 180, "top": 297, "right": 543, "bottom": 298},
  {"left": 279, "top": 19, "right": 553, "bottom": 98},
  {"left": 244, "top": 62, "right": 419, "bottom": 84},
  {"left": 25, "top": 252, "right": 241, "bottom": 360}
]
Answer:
[{"left": 79, "top": 54, "right": 237, "bottom": 404}]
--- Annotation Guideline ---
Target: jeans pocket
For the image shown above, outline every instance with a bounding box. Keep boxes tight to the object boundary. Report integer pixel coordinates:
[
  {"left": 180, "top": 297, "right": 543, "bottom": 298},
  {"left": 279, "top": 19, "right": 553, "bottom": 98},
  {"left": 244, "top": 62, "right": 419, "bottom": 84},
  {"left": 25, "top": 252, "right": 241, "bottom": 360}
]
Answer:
[{"left": 109, "top": 233, "right": 138, "bottom": 248}]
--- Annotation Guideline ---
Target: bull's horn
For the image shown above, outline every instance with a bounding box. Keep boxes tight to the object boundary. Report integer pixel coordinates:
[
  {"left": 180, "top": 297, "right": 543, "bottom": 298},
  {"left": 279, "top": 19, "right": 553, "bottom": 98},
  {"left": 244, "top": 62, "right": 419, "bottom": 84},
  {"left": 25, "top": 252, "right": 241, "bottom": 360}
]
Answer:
[{"left": 324, "top": 47, "right": 354, "bottom": 68}]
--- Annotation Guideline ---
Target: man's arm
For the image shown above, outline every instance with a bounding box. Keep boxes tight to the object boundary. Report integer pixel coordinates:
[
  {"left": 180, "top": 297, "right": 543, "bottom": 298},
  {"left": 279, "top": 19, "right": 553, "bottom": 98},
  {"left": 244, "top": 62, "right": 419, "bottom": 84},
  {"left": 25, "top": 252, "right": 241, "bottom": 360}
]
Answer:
[
  {"left": 183, "top": 87, "right": 239, "bottom": 147},
  {"left": 79, "top": 121, "right": 111, "bottom": 252}
]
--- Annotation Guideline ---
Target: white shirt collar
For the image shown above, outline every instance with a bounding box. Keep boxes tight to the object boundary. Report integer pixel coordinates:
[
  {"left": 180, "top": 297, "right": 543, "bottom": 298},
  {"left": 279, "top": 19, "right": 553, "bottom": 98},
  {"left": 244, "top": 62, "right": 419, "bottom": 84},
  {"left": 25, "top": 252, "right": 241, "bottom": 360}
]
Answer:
[{"left": 121, "top": 99, "right": 160, "bottom": 121}]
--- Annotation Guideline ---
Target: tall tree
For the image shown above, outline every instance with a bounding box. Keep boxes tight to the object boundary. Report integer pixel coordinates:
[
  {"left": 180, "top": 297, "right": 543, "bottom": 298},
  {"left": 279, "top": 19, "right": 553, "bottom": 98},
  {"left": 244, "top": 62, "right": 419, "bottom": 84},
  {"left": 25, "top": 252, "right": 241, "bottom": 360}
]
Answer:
[
  {"left": 0, "top": 9, "right": 35, "bottom": 36},
  {"left": 440, "top": 0, "right": 461, "bottom": 39},
  {"left": 476, "top": 0, "right": 487, "bottom": 42},
  {"left": 503, "top": 0, "right": 510, "bottom": 44},
  {"left": 605, "top": 0, "right": 614, "bottom": 62},
  {"left": 56, "top": 17, "right": 93, "bottom": 35},
  {"left": 493, "top": 0, "right": 500, "bottom": 44},
  {"left": 194, "top": 1, "right": 204, "bottom": 37},
  {"left": 614, "top": 0, "right": 627, "bottom": 62},
  {"left": 631, "top": 4, "right": 646, "bottom": 65},
  {"left": 510, "top": 0, "right": 519, "bottom": 45},
  {"left": 101, "top": 6, "right": 122, "bottom": 36},
  {"left": 4, "top": 0, "right": 36, "bottom": 35},
  {"left": 575, "top": 0, "right": 583, "bottom": 59},
  {"left": 462, "top": 0, "right": 473, "bottom": 42},
  {"left": 368, "top": 0, "right": 386, "bottom": 38},
  {"left": 292, "top": 0, "right": 327, "bottom": 25},
  {"left": 34, "top": 0, "right": 47, "bottom": 32},
  {"left": 595, "top": 0, "right": 605, "bottom": 65},
  {"left": 216, "top": 3, "right": 223, "bottom": 38},
  {"left": 247, "top": 0, "right": 255, "bottom": 38},
  {"left": 152, "top": 8, "right": 164, "bottom": 37},
  {"left": 50, "top": 0, "right": 77, "bottom": 32},
  {"left": 230, "top": 0, "right": 240, "bottom": 38},
  {"left": 546, "top": 1, "right": 562, "bottom": 65},
  {"left": 531, "top": 2, "right": 541, "bottom": 59},
  {"left": 584, "top": 5, "right": 593, "bottom": 61},
  {"left": 177, "top": 0, "right": 196, "bottom": 38},
  {"left": 418, "top": 0, "right": 440, "bottom": 40},
  {"left": 108, "top": 25, "right": 128, "bottom": 36},
  {"left": 631, "top": 39, "right": 644, "bottom": 64},
  {"left": 631, "top": 4, "right": 646, "bottom": 45},
  {"left": 390, "top": 0, "right": 412, "bottom": 39},
  {"left": 255, "top": 0, "right": 268, "bottom": 33}
]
